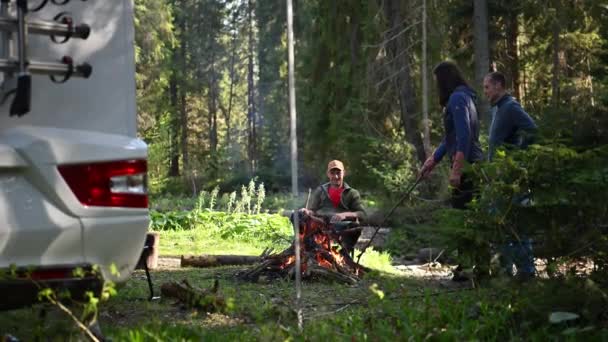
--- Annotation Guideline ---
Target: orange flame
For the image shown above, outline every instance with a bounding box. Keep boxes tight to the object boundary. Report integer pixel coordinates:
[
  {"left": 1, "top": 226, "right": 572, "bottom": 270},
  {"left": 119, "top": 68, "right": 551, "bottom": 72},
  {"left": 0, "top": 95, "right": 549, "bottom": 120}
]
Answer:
[
  {"left": 315, "top": 253, "right": 333, "bottom": 269},
  {"left": 280, "top": 255, "right": 295, "bottom": 269},
  {"left": 331, "top": 248, "right": 345, "bottom": 266},
  {"left": 314, "top": 234, "right": 330, "bottom": 249}
]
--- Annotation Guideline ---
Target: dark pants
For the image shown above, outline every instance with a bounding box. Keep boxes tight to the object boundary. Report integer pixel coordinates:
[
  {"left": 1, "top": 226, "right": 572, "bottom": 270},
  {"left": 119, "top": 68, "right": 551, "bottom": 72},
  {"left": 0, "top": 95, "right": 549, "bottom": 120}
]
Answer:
[
  {"left": 451, "top": 172, "right": 475, "bottom": 209},
  {"left": 340, "top": 228, "right": 362, "bottom": 254},
  {"left": 499, "top": 237, "right": 535, "bottom": 276},
  {"left": 450, "top": 171, "right": 488, "bottom": 278}
]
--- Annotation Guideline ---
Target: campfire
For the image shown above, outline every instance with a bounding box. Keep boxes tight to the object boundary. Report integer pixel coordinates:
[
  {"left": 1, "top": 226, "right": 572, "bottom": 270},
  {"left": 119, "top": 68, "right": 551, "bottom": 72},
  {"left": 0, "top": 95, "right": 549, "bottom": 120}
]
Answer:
[{"left": 239, "top": 214, "right": 364, "bottom": 284}]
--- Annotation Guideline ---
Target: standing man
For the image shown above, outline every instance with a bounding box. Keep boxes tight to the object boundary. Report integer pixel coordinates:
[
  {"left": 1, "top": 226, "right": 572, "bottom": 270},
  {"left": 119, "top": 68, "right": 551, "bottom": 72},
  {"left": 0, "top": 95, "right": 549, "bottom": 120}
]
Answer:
[
  {"left": 483, "top": 71, "right": 538, "bottom": 280},
  {"left": 484, "top": 72, "right": 538, "bottom": 161},
  {"left": 300, "top": 160, "right": 366, "bottom": 254}
]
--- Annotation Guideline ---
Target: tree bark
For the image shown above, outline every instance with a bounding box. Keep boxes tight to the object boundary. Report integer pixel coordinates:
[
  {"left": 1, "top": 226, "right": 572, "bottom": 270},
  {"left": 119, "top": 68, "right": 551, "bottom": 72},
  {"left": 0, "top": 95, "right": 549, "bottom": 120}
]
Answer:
[
  {"left": 181, "top": 255, "right": 261, "bottom": 268},
  {"left": 506, "top": 8, "right": 521, "bottom": 100},
  {"left": 473, "top": 0, "right": 490, "bottom": 123},
  {"left": 179, "top": 15, "right": 188, "bottom": 171},
  {"left": 224, "top": 12, "right": 238, "bottom": 147},
  {"left": 247, "top": 0, "right": 257, "bottom": 174},
  {"left": 208, "top": 52, "right": 218, "bottom": 153},
  {"left": 168, "top": 72, "right": 180, "bottom": 177},
  {"left": 385, "top": 0, "right": 427, "bottom": 164},
  {"left": 421, "top": 0, "right": 430, "bottom": 155},
  {"left": 551, "top": 4, "right": 561, "bottom": 106}
]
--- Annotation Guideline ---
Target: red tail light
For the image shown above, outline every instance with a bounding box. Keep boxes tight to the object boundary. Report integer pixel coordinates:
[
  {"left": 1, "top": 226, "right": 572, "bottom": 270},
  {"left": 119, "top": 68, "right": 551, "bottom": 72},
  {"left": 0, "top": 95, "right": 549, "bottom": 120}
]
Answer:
[
  {"left": 29, "top": 268, "right": 72, "bottom": 280},
  {"left": 58, "top": 160, "right": 148, "bottom": 208}
]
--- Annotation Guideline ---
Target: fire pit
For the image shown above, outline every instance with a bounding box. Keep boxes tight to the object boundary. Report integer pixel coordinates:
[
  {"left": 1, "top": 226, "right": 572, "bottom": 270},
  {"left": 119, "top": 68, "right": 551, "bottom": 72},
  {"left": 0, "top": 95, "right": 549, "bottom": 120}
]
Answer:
[{"left": 239, "top": 214, "right": 364, "bottom": 284}]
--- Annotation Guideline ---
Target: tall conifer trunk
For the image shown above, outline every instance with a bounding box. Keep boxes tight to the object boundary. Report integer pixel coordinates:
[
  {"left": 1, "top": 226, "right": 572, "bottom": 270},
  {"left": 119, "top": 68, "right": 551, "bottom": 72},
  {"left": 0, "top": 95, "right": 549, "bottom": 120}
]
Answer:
[
  {"left": 506, "top": 9, "right": 521, "bottom": 100},
  {"left": 473, "top": 0, "right": 490, "bottom": 123},
  {"left": 247, "top": 0, "right": 257, "bottom": 174},
  {"left": 385, "top": 0, "right": 426, "bottom": 164}
]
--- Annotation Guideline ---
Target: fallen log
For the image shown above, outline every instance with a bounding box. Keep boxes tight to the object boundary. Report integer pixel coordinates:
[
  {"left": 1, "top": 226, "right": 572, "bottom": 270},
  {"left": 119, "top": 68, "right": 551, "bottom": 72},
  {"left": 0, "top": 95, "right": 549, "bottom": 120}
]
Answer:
[
  {"left": 160, "top": 279, "right": 225, "bottom": 312},
  {"left": 181, "top": 254, "right": 261, "bottom": 268}
]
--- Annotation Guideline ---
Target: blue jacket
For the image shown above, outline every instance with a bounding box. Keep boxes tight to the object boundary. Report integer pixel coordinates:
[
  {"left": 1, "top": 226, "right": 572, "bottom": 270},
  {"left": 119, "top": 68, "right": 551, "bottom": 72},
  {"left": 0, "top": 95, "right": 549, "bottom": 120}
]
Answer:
[
  {"left": 433, "top": 85, "right": 484, "bottom": 163},
  {"left": 488, "top": 94, "right": 537, "bottom": 161}
]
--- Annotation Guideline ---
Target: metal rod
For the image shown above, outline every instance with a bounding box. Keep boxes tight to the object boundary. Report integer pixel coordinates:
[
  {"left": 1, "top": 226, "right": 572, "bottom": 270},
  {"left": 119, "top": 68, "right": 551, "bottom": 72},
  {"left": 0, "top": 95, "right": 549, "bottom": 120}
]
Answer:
[
  {"left": 0, "top": 58, "right": 91, "bottom": 77},
  {"left": 292, "top": 210, "right": 303, "bottom": 332},
  {"left": 287, "top": 0, "right": 298, "bottom": 198},
  {"left": 0, "top": 1, "right": 10, "bottom": 61},
  {"left": 0, "top": 17, "right": 89, "bottom": 40},
  {"left": 16, "top": 0, "right": 27, "bottom": 74}
]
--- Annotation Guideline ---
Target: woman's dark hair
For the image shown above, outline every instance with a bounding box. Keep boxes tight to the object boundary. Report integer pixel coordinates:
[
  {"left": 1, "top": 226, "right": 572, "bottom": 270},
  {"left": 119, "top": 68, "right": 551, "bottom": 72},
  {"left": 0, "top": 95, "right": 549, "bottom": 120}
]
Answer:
[{"left": 433, "top": 61, "right": 469, "bottom": 107}]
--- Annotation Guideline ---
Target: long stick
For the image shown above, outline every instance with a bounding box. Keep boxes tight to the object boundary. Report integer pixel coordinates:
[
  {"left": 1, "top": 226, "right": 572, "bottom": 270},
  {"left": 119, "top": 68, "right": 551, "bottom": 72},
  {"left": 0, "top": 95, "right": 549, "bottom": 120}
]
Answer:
[{"left": 356, "top": 176, "right": 422, "bottom": 264}]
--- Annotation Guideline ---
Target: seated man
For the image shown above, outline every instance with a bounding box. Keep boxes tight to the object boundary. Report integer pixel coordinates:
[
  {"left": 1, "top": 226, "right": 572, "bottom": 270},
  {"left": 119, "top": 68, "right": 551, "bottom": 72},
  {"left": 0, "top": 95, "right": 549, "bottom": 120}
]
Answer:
[{"left": 300, "top": 160, "right": 367, "bottom": 254}]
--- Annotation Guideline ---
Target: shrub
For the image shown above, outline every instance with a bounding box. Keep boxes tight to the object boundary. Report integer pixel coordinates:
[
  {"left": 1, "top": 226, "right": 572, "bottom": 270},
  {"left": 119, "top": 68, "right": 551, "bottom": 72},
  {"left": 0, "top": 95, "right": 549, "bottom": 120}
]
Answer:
[{"left": 437, "top": 143, "right": 608, "bottom": 283}]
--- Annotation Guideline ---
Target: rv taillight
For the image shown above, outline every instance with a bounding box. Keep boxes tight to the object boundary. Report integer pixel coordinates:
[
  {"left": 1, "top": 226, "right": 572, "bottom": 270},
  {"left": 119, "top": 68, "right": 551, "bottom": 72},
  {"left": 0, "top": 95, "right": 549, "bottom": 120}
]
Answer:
[{"left": 58, "top": 160, "right": 148, "bottom": 208}]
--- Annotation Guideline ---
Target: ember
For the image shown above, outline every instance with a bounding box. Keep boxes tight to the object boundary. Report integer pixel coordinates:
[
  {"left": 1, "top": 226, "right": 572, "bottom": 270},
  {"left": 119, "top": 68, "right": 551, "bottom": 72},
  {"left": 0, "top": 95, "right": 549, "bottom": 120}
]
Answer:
[{"left": 239, "top": 214, "right": 363, "bottom": 284}]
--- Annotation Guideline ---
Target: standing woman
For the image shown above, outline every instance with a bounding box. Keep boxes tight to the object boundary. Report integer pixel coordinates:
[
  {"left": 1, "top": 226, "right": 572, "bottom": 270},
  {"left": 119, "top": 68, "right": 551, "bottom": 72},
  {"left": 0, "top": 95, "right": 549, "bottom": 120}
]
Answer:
[{"left": 419, "top": 61, "right": 484, "bottom": 209}]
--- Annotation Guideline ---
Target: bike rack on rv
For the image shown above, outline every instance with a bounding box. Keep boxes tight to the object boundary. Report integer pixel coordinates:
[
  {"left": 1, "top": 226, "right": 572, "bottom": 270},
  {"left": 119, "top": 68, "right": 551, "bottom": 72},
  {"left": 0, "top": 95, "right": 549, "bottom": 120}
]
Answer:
[{"left": 0, "top": 0, "right": 91, "bottom": 116}]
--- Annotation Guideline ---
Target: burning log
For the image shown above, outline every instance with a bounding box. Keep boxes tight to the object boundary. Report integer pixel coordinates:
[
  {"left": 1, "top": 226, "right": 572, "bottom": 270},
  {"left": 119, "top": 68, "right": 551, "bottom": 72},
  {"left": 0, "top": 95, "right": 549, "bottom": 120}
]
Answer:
[
  {"left": 181, "top": 255, "right": 261, "bottom": 268},
  {"left": 160, "top": 279, "right": 225, "bottom": 312},
  {"left": 238, "top": 214, "right": 364, "bottom": 284}
]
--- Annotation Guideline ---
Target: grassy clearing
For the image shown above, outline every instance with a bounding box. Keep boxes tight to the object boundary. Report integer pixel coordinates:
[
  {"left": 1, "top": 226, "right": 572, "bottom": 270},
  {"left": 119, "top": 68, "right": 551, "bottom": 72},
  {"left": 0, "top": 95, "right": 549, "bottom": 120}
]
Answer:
[
  {"left": 157, "top": 228, "right": 280, "bottom": 256},
  {"left": 3, "top": 266, "right": 606, "bottom": 341},
  {"left": 1, "top": 221, "right": 607, "bottom": 340},
  {"left": 156, "top": 226, "right": 397, "bottom": 275}
]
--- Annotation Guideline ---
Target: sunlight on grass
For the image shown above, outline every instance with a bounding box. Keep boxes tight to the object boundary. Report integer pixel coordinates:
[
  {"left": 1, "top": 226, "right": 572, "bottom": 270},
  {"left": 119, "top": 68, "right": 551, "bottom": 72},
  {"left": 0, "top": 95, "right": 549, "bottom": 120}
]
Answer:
[
  {"left": 357, "top": 248, "right": 398, "bottom": 274},
  {"left": 155, "top": 227, "right": 291, "bottom": 256}
]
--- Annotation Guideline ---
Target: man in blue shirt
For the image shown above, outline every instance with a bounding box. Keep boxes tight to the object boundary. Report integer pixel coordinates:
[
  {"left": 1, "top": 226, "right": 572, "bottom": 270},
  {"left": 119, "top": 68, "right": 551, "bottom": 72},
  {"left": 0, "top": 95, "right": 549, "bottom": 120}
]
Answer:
[
  {"left": 484, "top": 72, "right": 537, "bottom": 161},
  {"left": 483, "top": 71, "right": 537, "bottom": 280}
]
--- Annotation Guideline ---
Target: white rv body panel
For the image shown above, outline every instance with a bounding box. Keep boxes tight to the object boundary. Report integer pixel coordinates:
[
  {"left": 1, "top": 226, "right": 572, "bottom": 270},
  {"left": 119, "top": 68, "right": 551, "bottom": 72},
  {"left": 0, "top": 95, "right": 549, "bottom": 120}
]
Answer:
[
  {"left": 0, "top": 1, "right": 137, "bottom": 136},
  {"left": 0, "top": 1, "right": 148, "bottom": 285},
  {"left": 0, "top": 172, "right": 83, "bottom": 266}
]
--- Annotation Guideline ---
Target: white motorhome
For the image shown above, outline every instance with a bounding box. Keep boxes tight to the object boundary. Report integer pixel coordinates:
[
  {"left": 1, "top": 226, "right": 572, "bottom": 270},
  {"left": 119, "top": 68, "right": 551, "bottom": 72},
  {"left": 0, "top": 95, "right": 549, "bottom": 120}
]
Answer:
[{"left": 0, "top": 0, "right": 148, "bottom": 309}]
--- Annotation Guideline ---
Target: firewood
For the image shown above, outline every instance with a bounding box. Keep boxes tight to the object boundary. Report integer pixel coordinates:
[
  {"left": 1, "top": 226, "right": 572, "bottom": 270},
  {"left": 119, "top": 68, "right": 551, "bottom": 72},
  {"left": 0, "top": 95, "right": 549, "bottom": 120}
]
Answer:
[
  {"left": 181, "top": 254, "right": 261, "bottom": 268},
  {"left": 307, "top": 265, "right": 358, "bottom": 285},
  {"left": 239, "top": 259, "right": 274, "bottom": 280},
  {"left": 237, "top": 215, "right": 364, "bottom": 283},
  {"left": 160, "top": 279, "right": 225, "bottom": 312}
]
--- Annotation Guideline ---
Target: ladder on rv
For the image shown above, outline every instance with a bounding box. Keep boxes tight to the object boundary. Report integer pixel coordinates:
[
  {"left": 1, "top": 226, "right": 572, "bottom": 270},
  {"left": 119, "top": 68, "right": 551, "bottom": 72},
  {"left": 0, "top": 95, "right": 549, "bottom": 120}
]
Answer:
[{"left": 0, "top": 0, "right": 92, "bottom": 116}]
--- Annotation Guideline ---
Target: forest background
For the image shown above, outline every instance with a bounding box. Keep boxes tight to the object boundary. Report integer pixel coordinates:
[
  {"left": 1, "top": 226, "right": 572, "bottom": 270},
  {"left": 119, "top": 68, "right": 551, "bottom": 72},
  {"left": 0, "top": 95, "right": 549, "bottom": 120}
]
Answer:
[{"left": 134, "top": 0, "right": 607, "bottom": 202}]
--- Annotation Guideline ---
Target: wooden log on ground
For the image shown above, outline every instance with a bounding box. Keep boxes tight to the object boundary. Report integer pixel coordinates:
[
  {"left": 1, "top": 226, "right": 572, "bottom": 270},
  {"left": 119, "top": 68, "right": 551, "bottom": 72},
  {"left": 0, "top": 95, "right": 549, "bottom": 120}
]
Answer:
[
  {"left": 181, "top": 254, "right": 261, "bottom": 268},
  {"left": 160, "top": 279, "right": 225, "bottom": 312}
]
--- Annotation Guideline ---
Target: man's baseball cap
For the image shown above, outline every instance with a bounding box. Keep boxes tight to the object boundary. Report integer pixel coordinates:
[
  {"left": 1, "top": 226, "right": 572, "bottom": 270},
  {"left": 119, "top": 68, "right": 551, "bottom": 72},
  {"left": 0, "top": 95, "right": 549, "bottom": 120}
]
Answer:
[{"left": 327, "top": 160, "right": 345, "bottom": 172}]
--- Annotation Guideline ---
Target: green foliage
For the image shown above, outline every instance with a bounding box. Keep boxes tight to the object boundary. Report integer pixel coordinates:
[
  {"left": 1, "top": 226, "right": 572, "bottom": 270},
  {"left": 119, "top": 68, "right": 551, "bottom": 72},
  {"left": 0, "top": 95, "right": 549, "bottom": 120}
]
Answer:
[
  {"left": 437, "top": 143, "right": 608, "bottom": 282},
  {"left": 362, "top": 133, "right": 418, "bottom": 197},
  {"left": 151, "top": 210, "right": 292, "bottom": 245},
  {"left": 105, "top": 275, "right": 608, "bottom": 340}
]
